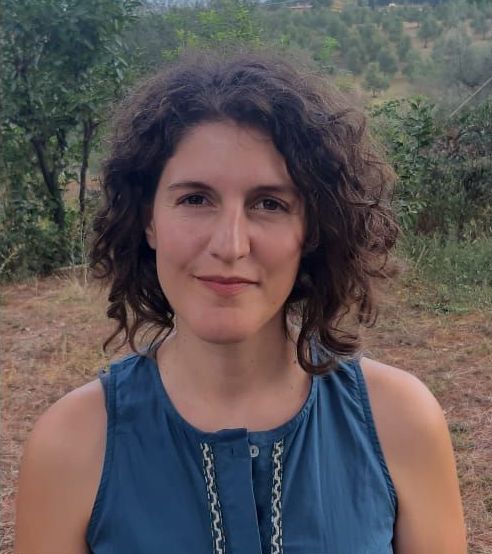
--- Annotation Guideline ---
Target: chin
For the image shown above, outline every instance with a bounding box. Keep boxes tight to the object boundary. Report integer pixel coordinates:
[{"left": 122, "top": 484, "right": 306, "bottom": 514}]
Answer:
[
  {"left": 194, "top": 324, "right": 255, "bottom": 345},
  {"left": 187, "top": 310, "right": 265, "bottom": 345},
  {"left": 200, "top": 334, "right": 249, "bottom": 345}
]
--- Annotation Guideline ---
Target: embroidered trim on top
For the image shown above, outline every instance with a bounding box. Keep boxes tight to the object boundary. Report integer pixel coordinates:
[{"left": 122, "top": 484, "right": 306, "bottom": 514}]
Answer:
[
  {"left": 270, "top": 439, "right": 285, "bottom": 554},
  {"left": 201, "top": 442, "right": 226, "bottom": 554}
]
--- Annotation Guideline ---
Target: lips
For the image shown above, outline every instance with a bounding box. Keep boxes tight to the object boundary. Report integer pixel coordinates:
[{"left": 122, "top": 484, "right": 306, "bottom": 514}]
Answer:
[
  {"left": 196, "top": 275, "right": 257, "bottom": 284},
  {"left": 195, "top": 275, "right": 257, "bottom": 296}
]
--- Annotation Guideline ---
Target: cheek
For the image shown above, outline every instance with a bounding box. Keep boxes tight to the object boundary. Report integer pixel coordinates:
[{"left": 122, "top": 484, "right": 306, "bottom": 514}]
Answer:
[
  {"left": 262, "top": 230, "right": 303, "bottom": 278},
  {"left": 154, "top": 220, "right": 199, "bottom": 267}
]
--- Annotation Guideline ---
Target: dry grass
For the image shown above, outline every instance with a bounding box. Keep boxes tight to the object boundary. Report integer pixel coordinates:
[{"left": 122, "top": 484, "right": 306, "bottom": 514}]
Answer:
[
  {"left": 1, "top": 276, "right": 491, "bottom": 553},
  {"left": 1, "top": 275, "right": 111, "bottom": 552},
  {"left": 362, "top": 286, "right": 492, "bottom": 554}
]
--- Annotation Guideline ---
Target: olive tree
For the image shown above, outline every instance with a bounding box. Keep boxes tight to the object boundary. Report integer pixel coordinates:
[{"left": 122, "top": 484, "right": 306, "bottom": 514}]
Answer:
[
  {"left": 1, "top": 0, "right": 138, "bottom": 278},
  {"left": 1, "top": 0, "right": 138, "bottom": 230}
]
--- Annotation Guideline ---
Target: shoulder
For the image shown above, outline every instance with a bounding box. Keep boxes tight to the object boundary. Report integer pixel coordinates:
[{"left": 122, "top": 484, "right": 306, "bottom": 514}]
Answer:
[
  {"left": 360, "top": 357, "right": 437, "bottom": 407},
  {"left": 359, "top": 358, "right": 467, "bottom": 553},
  {"left": 360, "top": 358, "right": 446, "bottom": 444},
  {"left": 15, "top": 379, "right": 107, "bottom": 553},
  {"left": 359, "top": 357, "right": 450, "bottom": 470},
  {"left": 25, "top": 378, "right": 107, "bottom": 468}
]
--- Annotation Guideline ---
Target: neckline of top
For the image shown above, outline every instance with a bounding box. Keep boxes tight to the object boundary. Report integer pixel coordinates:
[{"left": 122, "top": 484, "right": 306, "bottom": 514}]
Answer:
[{"left": 146, "top": 347, "right": 320, "bottom": 446}]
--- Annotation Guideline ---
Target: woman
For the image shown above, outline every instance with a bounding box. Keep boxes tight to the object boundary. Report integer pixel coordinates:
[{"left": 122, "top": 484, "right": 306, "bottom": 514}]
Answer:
[{"left": 15, "top": 52, "right": 466, "bottom": 554}]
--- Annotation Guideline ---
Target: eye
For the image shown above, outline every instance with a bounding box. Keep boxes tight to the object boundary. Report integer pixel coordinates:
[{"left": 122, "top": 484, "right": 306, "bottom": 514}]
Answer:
[
  {"left": 253, "top": 198, "right": 288, "bottom": 212},
  {"left": 178, "top": 194, "right": 209, "bottom": 206}
]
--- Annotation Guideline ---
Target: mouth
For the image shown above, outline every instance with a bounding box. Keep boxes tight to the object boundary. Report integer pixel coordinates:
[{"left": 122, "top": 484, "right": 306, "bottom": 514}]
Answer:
[
  {"left": 195, "top": 275, "right": 257, "bottom": 284},
  {"left": 195, "top": 276, "right": 257, "bottom": 296}
]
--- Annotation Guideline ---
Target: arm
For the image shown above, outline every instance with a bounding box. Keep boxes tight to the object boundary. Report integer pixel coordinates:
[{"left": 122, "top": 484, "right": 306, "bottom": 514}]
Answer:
[
  {"left": 15, "top": 380, "right": 106, "bottom": 554},
  {"left": 361, "top": 358, "right": 467, "bottom": 554}
]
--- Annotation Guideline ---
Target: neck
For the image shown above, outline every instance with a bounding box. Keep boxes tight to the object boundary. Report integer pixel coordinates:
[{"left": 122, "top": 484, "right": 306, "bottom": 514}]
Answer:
[{"left": 155, "top": 317, "right": 311, "bottom": 432}]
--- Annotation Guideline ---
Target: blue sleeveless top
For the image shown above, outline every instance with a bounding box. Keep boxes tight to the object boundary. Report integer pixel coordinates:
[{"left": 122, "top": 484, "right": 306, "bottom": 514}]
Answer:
[{"left": 86, "top": 342, "right": 397, "bottom": 554}]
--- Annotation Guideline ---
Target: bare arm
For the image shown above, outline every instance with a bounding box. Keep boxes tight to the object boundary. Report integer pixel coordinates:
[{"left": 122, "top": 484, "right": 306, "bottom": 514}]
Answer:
[
  {"left": 15, "top": 380, "right": 106, "bottom": 554},
  {"left": 361, "top": 358, "right": 467, "bottom": 554}
]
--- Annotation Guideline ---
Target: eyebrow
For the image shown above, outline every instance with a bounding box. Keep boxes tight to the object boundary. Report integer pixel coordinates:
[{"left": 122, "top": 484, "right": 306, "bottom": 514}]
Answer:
[{"left": 167, "top": 180, "right": 300, "bottom": 197}]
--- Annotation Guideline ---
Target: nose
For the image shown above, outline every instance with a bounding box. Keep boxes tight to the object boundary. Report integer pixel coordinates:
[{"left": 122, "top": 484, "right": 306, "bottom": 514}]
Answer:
[{"left": 208, "top": 204, "right": 251, "bottom": 263}]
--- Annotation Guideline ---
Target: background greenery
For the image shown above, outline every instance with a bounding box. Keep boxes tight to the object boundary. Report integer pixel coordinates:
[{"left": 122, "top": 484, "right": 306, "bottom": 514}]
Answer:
[{"left": 1, "top": 0, "right": 491, "bottom": 310}]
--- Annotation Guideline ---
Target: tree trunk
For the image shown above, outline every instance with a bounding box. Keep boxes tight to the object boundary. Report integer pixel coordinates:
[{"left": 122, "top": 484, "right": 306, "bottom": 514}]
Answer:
[
  {"left": 31, "top": 138, "right": 65, "bottom": 230},
  {"left": 79, "top": 122, "right": 90, "bottom": 219},
  {"left": 79, "top": 118, "right": 98, "bottom": 234}
]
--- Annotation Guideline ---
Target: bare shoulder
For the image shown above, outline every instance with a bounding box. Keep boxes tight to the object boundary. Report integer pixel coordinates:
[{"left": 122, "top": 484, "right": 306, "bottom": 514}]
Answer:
[
  {"left": 360, "top": 358, "right": 467, "bottom": 554},
  {"left": 15, "top": 379, "right": 107, "bottom": 554},
  {"left": 360, "top": 358, "right": 446, "bottom": 454},
  {"left": 24, "top": 378, "right": 107, "bottom": 473},
  {"left": 359, "top": 357, "right": 450, "bottom": 483}
]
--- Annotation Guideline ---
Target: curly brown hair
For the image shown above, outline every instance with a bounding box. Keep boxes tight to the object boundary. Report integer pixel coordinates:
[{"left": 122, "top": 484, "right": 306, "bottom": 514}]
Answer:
[{"left": 90, "top": 49, "right": 399, "bottom": 374}]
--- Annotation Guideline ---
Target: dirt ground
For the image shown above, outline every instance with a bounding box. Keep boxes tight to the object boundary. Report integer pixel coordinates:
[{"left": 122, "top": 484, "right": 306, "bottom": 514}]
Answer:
[{"left": 1, "top": 275, "right": 491, "bottom": 553}]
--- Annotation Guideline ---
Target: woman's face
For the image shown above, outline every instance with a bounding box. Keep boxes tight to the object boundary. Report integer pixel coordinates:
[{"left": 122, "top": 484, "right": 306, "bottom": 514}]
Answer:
[{"left": 146, "top": 120, "right": 305, "bottom": 344}]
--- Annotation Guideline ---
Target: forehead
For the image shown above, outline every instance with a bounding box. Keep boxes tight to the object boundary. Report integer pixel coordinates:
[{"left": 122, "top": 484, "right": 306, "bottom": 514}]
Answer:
[{"left": 159, "top": 120, "right": 295, "bottom": 191}]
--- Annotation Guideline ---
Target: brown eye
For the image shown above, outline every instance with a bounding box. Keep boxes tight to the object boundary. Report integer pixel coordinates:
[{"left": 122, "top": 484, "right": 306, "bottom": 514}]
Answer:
[
  {"left": 179, "top": 194, "right": 209, "bottom": 206},
  {"left": 253, "top": 198, "right": 288, "bottom": 212}
]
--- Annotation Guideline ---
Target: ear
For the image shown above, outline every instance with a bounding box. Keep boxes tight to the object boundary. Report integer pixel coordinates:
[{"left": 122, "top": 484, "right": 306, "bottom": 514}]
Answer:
[{"left": 145, "top": 218, "right": 157, "bottom": 250}]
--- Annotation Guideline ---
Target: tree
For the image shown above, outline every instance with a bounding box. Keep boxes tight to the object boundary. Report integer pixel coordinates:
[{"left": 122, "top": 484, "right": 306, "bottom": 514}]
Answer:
[
  {"left": 346, "top": 46, "right": 365, "bottom": 75},
  {"left": 2, "top": 0, "right": 138, "bottom": 232},
  {"left": 359, "top": 23, "right": 386, "bottom": 60},
  {"left": 418, "top": 15, "right": 440, "bottom": 48},
  {"left": 403, "top": 50, "right": 426, "bottom": 81},
  {"left": 324, "top": 16, "right": 349, "bottom": 44},
  {"left": 400, "top": 6, "right": 425, "bottom": 25},
  {"left": 1, "top": 0, "right": 138, "bottom": 280},
  {"left": 339, "top": 27, "right": 363, "bottom": 53},
  {"left": 370, "top": 97, "right": 437, "bottom": 232},
  {"left": 363, "top": 62, "right": 390, "bottom": 97},
  {"left": 160, "top": 0, "right": 261, "bottom": 60},
  {"left": 371, "top": 97, "right": 492, "bottom": 237},
  {"left": 76, "top": 53, "right": 132, "bottom": 225},
  {"left": 339, "top": 7, "right": 355, "bottom": 26},
  {"left": 437, "top": 0, "right": 470, "bottom": 30},
  {"left": 347, "top": 7, "right": 376, "bottom": 26},
  {"left": 377, "top": 47, "right": 399, "bottom": 76},
  {"left": 397, "top": 34, "right": 412, "bottom": 62},
  {"left": 431, "top": 28, "right": 488, "bottom": 90},
  {"left": 471, "top": 16, "right": 489, "bottom": 40},
  {"left": 382, "top": 14, "right": 404, "bottom": 43},
  {"left": 311, "top": 0, "right": 333, "bottom": 7},
  {"left": 449, "top": 42, "right": 492, "bottom": 89},
  {"left": 316, "top": 36, "right": 339, "bottom": 69}
]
